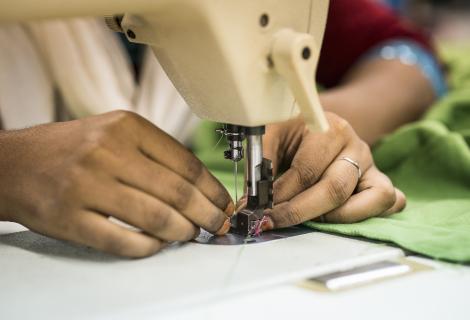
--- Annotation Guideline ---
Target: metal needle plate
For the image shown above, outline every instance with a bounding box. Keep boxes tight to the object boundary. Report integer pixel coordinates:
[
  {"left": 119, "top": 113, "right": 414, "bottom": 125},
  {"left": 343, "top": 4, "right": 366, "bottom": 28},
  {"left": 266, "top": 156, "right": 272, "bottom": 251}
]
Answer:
[{"left": 194, "top": 225, "right": 314, "bottom": 245}]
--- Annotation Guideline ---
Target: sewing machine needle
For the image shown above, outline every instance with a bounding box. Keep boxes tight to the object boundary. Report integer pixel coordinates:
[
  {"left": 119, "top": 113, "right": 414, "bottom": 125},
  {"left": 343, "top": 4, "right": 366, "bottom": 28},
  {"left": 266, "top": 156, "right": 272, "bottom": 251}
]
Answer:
[{"left": 234, "top": 161, "right": 238, "bottom": 203}]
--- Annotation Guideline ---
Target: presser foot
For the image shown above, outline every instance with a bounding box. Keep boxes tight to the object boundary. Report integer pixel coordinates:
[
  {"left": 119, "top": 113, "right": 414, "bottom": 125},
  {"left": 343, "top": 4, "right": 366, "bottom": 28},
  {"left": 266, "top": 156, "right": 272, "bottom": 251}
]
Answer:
[
  {"left": 230, "top": 208, "right": 267, "bottom": 237},
  {"left": 230, "top": 158, "right": 273, "bottom": 238}
]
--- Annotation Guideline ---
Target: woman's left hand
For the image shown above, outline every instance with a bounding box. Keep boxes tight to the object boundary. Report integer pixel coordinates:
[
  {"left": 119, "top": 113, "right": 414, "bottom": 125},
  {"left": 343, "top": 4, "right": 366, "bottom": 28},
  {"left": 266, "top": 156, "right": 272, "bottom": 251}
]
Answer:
[{"left": 257, "top": 112, "right": 406, "bottom": 230}]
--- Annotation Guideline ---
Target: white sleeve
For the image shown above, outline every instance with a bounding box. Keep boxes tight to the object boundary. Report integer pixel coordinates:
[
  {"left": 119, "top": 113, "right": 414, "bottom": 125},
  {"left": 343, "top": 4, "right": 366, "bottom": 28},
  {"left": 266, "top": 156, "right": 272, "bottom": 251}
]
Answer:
[
  {"left": 27, "top": 18, "right": 136, "bottom": 118},
  {"left": 0, "top": 24, "right": 54, "bottom": 129},
  {"left": 135, "top": 49, "right": 200, "bottom": 144}
]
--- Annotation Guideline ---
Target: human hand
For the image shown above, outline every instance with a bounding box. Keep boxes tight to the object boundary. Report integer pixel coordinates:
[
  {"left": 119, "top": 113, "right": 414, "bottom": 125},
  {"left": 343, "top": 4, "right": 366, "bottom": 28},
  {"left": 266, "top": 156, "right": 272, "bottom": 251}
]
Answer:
[
  {"left": 0, "top": 111, "right": 233, "bottom": 257},
  {"left": 258, "top": 112, "right": 405, "bottom": 229}
]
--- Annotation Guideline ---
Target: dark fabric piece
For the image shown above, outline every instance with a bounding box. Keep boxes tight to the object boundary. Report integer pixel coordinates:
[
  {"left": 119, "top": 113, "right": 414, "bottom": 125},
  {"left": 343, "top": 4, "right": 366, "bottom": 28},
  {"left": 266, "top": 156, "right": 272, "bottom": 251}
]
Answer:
[{"left": 118, "top": 33, "right": 146, "bottom": 82}]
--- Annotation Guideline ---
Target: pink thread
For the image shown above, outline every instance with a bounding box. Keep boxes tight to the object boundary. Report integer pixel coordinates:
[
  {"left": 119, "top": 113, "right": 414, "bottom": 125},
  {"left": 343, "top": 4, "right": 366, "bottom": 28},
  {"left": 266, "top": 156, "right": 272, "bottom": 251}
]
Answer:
[{"left": 249, "top": 216, "right": 268, "bottom": 237}]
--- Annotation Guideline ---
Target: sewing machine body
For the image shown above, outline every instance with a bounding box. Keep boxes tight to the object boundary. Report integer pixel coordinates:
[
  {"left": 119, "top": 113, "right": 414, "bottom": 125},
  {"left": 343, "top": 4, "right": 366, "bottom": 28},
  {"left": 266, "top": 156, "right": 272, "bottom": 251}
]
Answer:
[
  {"left": 1, "top": 0, "right": 329, "bottom": 128},
  {"left": 120, "top": 0, "right": 328, "bottom": 127}
]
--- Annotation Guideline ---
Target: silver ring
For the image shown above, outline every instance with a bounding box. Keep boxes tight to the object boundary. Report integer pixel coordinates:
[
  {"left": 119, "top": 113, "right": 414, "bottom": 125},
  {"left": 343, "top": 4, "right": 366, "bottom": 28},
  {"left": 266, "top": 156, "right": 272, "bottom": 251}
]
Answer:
[{"left": 339, "top": 157, "right": 362, "bottom": 179}]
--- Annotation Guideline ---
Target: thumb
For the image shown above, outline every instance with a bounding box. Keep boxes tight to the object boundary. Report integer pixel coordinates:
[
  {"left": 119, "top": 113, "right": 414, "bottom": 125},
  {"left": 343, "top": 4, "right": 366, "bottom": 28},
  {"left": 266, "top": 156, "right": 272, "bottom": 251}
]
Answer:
[{"left": 262, "top": 131, "right": 281, "bottom": 177}]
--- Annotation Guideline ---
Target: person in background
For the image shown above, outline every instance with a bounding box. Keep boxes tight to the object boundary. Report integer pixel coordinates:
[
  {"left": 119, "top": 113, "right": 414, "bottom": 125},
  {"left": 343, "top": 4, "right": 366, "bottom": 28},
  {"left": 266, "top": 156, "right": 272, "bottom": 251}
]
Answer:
[
  {"left": 316, "top": 0, "right": 446, "bottom": 145},
  {"left": 0, "top": 0, "right": 444, "bottom": 257}
]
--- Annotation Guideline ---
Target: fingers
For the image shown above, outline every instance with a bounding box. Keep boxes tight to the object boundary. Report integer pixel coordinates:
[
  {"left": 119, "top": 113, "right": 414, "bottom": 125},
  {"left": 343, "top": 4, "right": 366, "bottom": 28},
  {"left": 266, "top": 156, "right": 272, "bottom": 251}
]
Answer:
[
  {"left": 263, "top": 118, "right": 303, "bottom": 177},
  {"left": 381, "top": 188, "right": 406, "bottom": 216},
  {"left": 115, "top": 154, "right": 230, "bottom": 234},
  {"left": 272, "top": 116, "right": 351, "bottom": 204},
  {"left": 85, "top": 111, "right": 233, "bottom": 235},
  {"left": 322, "top": 167, "right": 406, "bottom": 223},
  {"left": 267, "top": 138, "right": 373, "bottom": 228},
  {"left": 85, "top": 182, "right": 199, "bottom": 242},
  {"left": 267, "top": 155, "right": 361, "bottom": 228},
  {"left": 131, "top": 114, "right": 234, "bottom": 213},
  {"left": 235, "top": 196, "right": 247, "bottom": 212},
  {"left": 71, "top": 210, "right": 164, "bottom": 258},
  {"left": 272, "top": 142, "right": 341, "bottom": 204}
]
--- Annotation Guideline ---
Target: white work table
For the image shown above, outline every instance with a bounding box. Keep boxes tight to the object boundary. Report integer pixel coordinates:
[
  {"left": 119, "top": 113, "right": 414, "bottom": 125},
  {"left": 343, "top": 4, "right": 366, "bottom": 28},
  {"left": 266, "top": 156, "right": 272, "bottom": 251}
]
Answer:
[{"left": 1, "top": 222, "right": 468, "bottom": 320}]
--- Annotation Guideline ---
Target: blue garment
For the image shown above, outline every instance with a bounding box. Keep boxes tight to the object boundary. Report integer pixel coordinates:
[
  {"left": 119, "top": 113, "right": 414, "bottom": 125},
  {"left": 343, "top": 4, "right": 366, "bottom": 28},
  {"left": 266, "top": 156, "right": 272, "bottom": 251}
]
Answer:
[
  {"left": 382, "top": 0, "right": 407, "bottom": 13},
  {"left": 364, "top": 40, "right": 447, "bottom": 98}
]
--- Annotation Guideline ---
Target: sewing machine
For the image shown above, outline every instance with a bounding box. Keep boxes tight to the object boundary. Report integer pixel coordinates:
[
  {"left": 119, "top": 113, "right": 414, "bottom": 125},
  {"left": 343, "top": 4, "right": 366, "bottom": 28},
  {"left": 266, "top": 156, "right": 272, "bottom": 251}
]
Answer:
[
  {"left": 1, "top": 0, "right": 329, "bottom": 236},
  {"left": 1, "top": 3, "right": 469, "bottom": 318}
]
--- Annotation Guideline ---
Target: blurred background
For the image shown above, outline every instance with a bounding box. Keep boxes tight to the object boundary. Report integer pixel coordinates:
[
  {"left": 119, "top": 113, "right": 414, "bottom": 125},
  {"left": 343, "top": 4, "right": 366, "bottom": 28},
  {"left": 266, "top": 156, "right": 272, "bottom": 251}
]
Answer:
[{"left": 380, "top": 0, "right": 470, "bottom": 44}]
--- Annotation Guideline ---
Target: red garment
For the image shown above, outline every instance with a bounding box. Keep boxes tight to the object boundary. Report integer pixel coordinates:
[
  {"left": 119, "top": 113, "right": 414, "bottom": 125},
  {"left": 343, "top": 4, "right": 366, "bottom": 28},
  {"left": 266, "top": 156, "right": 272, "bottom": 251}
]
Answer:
[{"left": 317, "top": 0, "right": 434, "bottom": 88}]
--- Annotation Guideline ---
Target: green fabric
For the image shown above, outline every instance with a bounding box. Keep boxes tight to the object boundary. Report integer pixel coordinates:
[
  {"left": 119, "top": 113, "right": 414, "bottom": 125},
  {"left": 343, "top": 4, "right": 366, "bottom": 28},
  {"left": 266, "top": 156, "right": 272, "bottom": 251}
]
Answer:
[{"left": 193, "top": 44, "right": 470, "bottom": 263}]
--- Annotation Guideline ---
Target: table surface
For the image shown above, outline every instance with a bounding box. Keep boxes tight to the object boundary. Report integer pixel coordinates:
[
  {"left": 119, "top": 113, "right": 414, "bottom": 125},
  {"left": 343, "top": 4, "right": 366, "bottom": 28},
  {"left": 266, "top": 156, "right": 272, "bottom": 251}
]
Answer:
[{"left": 1, "top": 222, "right": 468, "bottom": 320}]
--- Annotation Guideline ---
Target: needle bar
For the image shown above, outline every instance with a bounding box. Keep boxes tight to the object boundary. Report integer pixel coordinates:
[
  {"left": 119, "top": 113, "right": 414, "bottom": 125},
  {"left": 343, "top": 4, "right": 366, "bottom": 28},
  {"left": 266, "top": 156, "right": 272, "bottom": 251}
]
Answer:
[{"left": 234, "top": 161, "right": 238, "bottom": 203}]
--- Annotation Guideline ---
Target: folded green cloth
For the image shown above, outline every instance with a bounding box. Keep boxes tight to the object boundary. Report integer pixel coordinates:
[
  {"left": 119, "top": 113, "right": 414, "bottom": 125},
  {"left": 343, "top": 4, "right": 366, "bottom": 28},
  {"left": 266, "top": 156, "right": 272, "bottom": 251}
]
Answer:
[{"left": 194, "top": 44, "right": 470, "bottom": 263}]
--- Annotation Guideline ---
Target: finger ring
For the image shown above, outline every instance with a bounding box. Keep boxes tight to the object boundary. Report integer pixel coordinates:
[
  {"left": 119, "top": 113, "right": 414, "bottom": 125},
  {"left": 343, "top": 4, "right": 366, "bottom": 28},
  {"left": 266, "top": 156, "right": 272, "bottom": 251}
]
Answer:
[{"left": 339, "top": 156, "right": 362, "bottom": 179}]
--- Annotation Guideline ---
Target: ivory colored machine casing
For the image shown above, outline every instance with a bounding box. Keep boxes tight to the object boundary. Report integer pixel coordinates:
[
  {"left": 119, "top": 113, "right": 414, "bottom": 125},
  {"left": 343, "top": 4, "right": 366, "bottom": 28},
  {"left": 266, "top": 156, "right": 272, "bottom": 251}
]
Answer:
[
  {"left": 119, "top": 0, "right": 329, "bottom": 129},
  {"left": 0, "top": 0, "right": 329, "bottom": 129}
]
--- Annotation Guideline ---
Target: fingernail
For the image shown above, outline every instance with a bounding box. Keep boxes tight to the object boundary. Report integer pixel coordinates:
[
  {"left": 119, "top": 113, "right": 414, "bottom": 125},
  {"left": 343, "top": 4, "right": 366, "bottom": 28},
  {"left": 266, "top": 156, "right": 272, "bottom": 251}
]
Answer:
[
  {"left": 224, "top": 202, "right": 235, "bottom": 217},
  {"left": 235, "top": 198, "right": 247, "bottom": 212},
  {"left": 215, "top": 218, "right": 231, "bottom": 235},
  {"left": 193, "top": 228, "right": 201, "bottom": 239},
  {"left": 261, "top": 215, "right": 274, "bottom": 231}
]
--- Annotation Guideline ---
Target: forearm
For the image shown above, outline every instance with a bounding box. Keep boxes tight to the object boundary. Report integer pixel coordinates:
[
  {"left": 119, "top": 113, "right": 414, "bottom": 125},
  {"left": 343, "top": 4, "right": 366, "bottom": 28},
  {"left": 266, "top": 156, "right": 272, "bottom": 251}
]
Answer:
[
  {"left": 320, "top": 59, "right": 436, "bottom": 145},
  {"left": 0, "top": 130, "right": 24, "bottom": 222}
]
